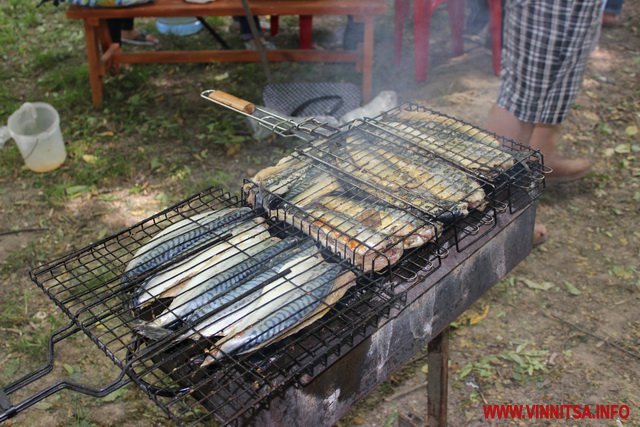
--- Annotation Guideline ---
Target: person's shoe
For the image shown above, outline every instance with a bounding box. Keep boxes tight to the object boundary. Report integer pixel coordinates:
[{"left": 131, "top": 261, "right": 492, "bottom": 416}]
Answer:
[
  {"left": 121, "top": 30, "right": 159, "bottom": 46},
  {"left": 545, "top": 157, "right": 592, "bottom": 183},
  {"left": 533, "top": 222, "right": 548, "bottom": 247}
]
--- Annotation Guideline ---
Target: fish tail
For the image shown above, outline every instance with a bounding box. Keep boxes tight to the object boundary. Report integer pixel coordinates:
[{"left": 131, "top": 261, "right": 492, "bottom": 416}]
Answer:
[{"left": 136, "top": 323, "right": 173, "bottom": 340}]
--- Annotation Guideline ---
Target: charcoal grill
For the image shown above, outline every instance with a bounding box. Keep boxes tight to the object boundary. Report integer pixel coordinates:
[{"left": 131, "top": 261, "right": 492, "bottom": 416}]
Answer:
[{"left": 1, "top": 92, "right": 546, "bottom": 426}]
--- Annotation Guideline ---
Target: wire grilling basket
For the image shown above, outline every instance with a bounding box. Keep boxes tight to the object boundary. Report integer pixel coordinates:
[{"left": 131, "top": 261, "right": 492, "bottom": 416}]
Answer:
[
  {"left": 2, "top": 90, "right": 545, "bottom": 426},
  {"left": 201, "top": 90, "right": 545, "bottom": 276},
  {"left": 1, "top": 188, "right": 399, "bottom": 426}
]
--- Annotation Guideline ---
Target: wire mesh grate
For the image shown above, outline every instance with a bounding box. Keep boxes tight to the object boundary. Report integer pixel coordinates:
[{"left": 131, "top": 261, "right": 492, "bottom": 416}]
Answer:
[
  {"left": 13, "top": 102, "right": 545, "bottom": 426},
  {"left": 243, "top": 102, "right": 544, "bottom": 280},
  {"left": 27, "top": 187, "right": 397, "bottom": 426}
]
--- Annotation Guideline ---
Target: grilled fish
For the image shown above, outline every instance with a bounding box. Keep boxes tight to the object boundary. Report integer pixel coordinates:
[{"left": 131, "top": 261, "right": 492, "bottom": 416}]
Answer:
[
  {"left": 277, "top": 207, "right": 403, "bottom": 272},
  {"left": 286, "top": 169, "right": 342, "bottom": 207},
  {"left": 243, "top": 154, "right": 311, "bottom": 207},
  {"left": 140, "top": 236, "right": 309, "bottom": 337},
  {"left": 177, "top": 241, "right": 319, "bottom": 341},
  {"left": 395, "top": 109, "right": 502, "bottom": 146},
  {"left": 203, "top": 258, "right": 356, "bottom": 364},
  {"left": 132, "top": 217, "right": 270, "bottom": 308},
  {"left": 309, "top": 196, "right": 440, "bottom": 248},
  {"left": 345, "top": 136, "right": 486, "bottom": 208},
  {"left": 123, "top": 207, "right": 253, "bottom": 283},
  {"left": 379, "top": 118, "right": 515, "bottom": 174},
  {"left": 336, "top": 145, "right": 470, "bottom": 219}
]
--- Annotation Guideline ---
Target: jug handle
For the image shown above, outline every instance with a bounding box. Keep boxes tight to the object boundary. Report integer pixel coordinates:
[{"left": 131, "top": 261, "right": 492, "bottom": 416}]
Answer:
[{"left": 0, "top": 126, "right": 10, "bottom": 148}]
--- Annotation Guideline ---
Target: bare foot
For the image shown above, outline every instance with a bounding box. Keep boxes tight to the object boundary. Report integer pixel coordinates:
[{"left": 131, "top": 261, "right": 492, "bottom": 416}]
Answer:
[
  {"left": 533, "top": 222, "right": 548, "bottom": 247},
  {"left": 602, "top": 12, "right": 620, "bottom": 27},
  {"left": 545, "top": 156, "right": 592, "bottom": 183}
]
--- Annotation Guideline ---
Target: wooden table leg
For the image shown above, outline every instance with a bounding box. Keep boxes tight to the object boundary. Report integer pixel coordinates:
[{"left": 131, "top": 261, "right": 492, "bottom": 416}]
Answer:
[
  {"left": 83, "top": 18, "right": 104, "bottom": 107},
  {"left": 427, "top": 327, "right": 449, "bottom": 427},
  {"left": 299, "top": 15, "right": 312, "bottom": 49},
  {"left": 360, "top": 15, "right": 374, "bottom": 102}
]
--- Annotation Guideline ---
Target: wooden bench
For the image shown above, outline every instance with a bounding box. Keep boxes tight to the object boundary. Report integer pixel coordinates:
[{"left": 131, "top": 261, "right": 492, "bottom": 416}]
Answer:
[{"left": 66, "top": 0, "right": 386, "bottom": 106}]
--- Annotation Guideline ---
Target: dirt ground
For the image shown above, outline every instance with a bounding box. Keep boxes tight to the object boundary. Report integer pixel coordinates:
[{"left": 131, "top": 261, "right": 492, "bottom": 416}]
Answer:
[{"left": 0, "top": 2, "right": 639, "bottom": 427}]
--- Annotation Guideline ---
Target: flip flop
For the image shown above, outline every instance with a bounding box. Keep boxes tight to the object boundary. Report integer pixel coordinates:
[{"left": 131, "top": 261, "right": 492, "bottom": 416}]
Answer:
[{"left": 121, "top": 31, "right": 159, "bottom": 46}]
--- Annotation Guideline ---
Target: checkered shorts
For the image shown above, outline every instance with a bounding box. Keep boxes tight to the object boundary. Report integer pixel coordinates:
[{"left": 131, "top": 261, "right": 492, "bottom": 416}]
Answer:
[{"left": 497, "top": 0, "right": 603, "bottom": 124}]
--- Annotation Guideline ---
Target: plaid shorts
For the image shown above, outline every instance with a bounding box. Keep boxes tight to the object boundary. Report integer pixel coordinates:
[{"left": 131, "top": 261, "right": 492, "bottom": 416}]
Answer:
[{"left": 497, "top": 0, "right": 603, "bottom": 124}]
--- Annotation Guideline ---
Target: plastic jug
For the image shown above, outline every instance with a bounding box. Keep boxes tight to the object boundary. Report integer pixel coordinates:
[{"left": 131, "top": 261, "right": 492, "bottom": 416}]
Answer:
[{"left": 0, "top": 102, "right": 66, "bottom": 173}]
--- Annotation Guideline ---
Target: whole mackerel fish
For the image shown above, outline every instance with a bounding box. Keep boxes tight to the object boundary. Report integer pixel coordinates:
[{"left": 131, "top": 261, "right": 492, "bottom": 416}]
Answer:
[
  {"left": 203, "top": 260, "right": 356, "bottom": 364},
  {"left": 379, "top": 113, "right": 515, "bottom": 174},
  {"left": 138, "top": 236, "right": 308, "bottom": 337},
  {"left": 122, "top": 207, "right": 253, "bottom": 283},
  {"left": 309, "top": 195, "right": 440, "bottom": 249},
  {"left": 177, "top": 241, "right": 319, "bottom": 341},
  {"left": 132, "top": 217, "right": 270, "bottom": 308}
]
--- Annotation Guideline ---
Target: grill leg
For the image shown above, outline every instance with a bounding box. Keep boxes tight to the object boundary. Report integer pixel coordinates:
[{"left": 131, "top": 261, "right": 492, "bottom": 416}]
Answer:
[{"left": 427, "top": 327, "right": 449, "bottom": 427}]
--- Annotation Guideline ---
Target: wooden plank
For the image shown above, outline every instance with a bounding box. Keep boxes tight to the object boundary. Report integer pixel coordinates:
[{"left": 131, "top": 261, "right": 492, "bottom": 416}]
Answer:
[
  {"left": 114, "top": 50, "right": 358, "bottom": 64},
  {"left": 66, "top": 0, "right": 386, "bottom": 19},
  {"left": 427, "top": 327, "right": 449, "bottom": 427}
]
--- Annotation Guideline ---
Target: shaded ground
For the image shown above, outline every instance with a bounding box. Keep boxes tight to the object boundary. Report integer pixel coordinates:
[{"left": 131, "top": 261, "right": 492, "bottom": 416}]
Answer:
[{"left": 0, "top": 2, "right": 639, "bottom": 427}]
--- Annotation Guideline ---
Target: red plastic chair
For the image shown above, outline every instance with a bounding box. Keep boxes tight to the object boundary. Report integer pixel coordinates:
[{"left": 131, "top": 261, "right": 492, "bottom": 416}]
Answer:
[{"left": 394, "top": 0, "right": 502, "bottom": 82}]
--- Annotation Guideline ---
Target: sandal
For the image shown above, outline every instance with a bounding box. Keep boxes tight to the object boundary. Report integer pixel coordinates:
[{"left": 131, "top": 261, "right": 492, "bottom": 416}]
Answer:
[
  {"left": 121, "top": 30, "right": 159, "bottom": 46},
  {"left": 533, "top": 222, "right": 548, "bottom": 247}
]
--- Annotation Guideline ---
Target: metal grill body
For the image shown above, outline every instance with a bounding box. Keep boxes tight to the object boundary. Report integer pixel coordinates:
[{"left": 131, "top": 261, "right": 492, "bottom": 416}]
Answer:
[
  {"left": 1, "top": 97, "right": 545, "bottom": 426},
  {"left": 251, "top": 203, "right": 535, "bottom": 426}
]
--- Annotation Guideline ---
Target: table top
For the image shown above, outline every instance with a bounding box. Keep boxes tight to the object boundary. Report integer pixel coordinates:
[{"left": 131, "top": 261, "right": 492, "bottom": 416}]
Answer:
[{"left": 66, "top": 0, "right": 387, "bottom": 19}]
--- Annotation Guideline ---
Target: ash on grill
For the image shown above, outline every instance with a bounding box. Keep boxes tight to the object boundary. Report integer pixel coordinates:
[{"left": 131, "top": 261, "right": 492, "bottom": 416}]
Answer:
[{"left": 0, "top": 91, "right": 545, "bottom": 427}]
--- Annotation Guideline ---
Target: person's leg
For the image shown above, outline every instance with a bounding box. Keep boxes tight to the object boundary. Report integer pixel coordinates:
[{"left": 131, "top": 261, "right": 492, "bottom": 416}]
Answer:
[
  {"left": 487, "top": 104, "right": 534, "bottom": 145},
  {"left": 465, "top": 0, "right": 489, "bottom": 35},
  {"left": 107, "top": 19, "right": 123, "bottom": 44},
  {"left": 604, "top": 0, "right": 624, "bottom": 16},
  {"left": 603, "top": 0, "right": 624, "bottom": 26},
  {"left": 487, "top": 105, "right": 546, "bottom": 245},
  {"left": 529, "top": 124, "right": 591, "bottom": 182},
  {"left": 236, "top": 16, "right": 275, "bottom": 49},
  {"left": 121, "top": 18, "right": 158, "bottom": 45},
  {"left": 236, "top": 16, "right": 262, "bottom": 40}
]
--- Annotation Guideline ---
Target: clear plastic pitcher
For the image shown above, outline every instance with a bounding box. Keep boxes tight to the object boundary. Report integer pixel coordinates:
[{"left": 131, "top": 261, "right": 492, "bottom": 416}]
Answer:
[{"left": 0, "top": 102, "right": 66, "bottom": 173}]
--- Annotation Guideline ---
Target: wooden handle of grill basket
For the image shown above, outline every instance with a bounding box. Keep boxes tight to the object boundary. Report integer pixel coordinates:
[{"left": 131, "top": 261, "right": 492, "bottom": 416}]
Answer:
[{"left": 208, "top": 91, "right": 256, "bottom": 114}]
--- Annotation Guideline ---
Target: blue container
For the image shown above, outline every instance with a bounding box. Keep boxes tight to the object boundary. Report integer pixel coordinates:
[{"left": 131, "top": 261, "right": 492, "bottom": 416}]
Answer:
[{"left": 156, "top": 17, "right": 203, "bottom": 36}]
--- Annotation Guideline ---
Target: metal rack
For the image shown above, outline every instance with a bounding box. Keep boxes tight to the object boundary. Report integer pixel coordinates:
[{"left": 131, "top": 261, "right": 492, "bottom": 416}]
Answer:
[
  {"left": 1, "top": 187, "right": 399, "bottom": 426},
  {"left": 2, "top": 93, "right": 546, "bottom": 426},
  {"left": 226, "top": 96, "right": 545, "bottom": 277}
]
